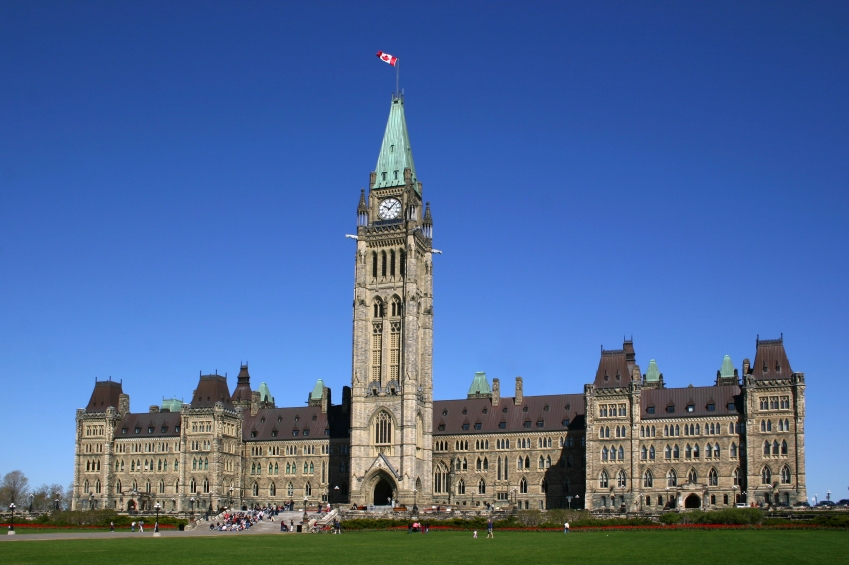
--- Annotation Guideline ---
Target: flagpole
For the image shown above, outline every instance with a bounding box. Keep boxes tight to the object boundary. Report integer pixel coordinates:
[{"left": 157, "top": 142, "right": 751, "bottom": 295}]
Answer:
[{"left": 396, "top": 59, "right": 400, "bottom": 96}]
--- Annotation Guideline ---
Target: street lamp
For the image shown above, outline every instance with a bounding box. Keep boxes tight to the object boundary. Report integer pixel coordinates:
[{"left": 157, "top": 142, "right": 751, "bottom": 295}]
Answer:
[
  {"left": 413, "top": 488, "right": 418, "bottom": 514},
  {"left": 229, "top": 486, "right": 234, "bottom": 509},
  {"left": 55, "top": 492, "right": 60, "bottom": 511},
  {"left": 333, "top": 485, "right": 340, "bottom": 504},
  {"left": 28, "top": 494, "right": 33, "bottom": 514},
  {"left": 190, "top": 496, "right": 195, "bottom": 519},
  {"left": 8, "top": 503, "right": 16, "bottom": 533},
  {"left": 153, "top": 502, "right": 161, "bottom": 533},
  {"left": 732, "top": 484, "right": 738, "bottom": 504},
  {"left": 826, "top": 490, "right": 831, "bottom": 502}
]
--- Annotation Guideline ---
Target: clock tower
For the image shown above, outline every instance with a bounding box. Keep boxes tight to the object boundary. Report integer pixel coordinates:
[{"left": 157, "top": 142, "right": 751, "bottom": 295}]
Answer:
[{"left": 349, "top": 94, "right": 434, "bottom": 507}]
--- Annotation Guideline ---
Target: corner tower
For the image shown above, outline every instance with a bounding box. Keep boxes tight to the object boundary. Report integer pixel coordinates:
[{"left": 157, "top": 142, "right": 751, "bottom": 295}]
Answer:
[{"left": 350, "top": 94, "right": 434, "bottom": 507}]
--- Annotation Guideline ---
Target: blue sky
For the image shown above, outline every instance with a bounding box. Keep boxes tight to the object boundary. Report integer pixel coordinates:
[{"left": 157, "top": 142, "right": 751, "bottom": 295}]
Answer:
[{"left": 1, "top": 1, "right": 847, "bottom": 502}]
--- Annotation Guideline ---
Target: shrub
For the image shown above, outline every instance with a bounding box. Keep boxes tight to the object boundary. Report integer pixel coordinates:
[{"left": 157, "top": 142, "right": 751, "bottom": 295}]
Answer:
[{"left": 659, "top": 512, "right": 681, "bottom": 525}]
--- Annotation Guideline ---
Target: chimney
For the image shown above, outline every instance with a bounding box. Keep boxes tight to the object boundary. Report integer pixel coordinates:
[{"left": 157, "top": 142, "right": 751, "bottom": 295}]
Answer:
[
  {"left": 743, "top": 358, "right": 751, "bottom": 376},
  {"left": 321, "top": 386, "right": 331, "bottom": 414},
  {"left": 342, "top": 386, "right": 352, "bottom": 412},
  {"left": 250, "top": 391, "right": 260, "bottom": 416},
  {"left": 118, "top": 394, "right": 130, "bottom": 417},
  {"left": 514, "top": 377, "right": 523, "bottom": 405},
  {"left": 149, "top": 405, "right": 159, "bottom": 413},
  {"left": 492, "top": 378, "right": 500, "bottom": 407}
]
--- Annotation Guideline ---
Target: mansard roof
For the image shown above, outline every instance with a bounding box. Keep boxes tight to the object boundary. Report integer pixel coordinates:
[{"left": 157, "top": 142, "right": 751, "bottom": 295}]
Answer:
[
  {"left": 114, "top": 412, "right": 182, "bottom": 438},
  {"left": 191, "top": 375, "right": 233, "bottom": 409},
  {"left": 641, "top": 385, "right": 741, "bottom": 419},
  {"left": 243, "top": 405, "right": 349, "bottom": 441},
  {"left": 751, "top": 336, "right": 793, "bottom": 380},
  {"left": 594, "top": 347, "right": 632, "bottom": 388},
  {"left": 433, "top": 394, "right": 585, "bottom": 435},
  {"left": 85, "top": 380, "right": 123, "bottom": 413}
]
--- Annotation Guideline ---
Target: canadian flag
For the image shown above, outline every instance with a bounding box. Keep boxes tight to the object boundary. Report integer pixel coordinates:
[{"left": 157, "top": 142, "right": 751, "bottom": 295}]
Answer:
[{"left": 376, "top": 51, "right": 398, "bottom": 66}]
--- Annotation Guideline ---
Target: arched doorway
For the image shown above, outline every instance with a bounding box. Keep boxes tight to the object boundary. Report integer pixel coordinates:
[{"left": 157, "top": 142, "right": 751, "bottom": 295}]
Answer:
[
  {"left": 127, "top": 500, "right": 136, "bottom": 513},
  {"left": 374, "top": 478, "right": 394, "bottom": 506},
  {"left": 684, "top": 494, "right": 701, "bottom": 509}
]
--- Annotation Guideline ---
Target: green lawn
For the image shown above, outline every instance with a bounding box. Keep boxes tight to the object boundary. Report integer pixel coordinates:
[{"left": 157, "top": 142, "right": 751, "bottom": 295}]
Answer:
[{"left": 3, "top": 530, "right": 846, "bottom": 565}]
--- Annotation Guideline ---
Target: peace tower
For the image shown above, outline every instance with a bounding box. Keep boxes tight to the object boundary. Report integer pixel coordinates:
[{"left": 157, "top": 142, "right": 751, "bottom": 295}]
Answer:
[{"left": 348, "top": 94, "right": 434, "bottom": 507}]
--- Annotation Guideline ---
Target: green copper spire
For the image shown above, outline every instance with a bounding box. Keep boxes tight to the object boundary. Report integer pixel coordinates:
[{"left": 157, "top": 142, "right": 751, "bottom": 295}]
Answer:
[
  {"left": 257, "top": 382, "right": 273, "bottom": 404},
  {"left": 719, "top": 355, "right": 735, "bottom": 379},
  {"left": 311, "top": 379, "right": 325, "bottom": 400},
  {"left": 645, "top": 359, "right": 660, "bottom": 382},
  {"left": 467, "top": 372, "right": 491, "bottom": 396},
  {"left": 374, "top": 95, "right": 418, "bottom": 193}
]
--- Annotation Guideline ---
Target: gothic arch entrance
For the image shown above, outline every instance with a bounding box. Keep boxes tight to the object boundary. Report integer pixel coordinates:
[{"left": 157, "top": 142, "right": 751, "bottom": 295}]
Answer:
[
  {"left": 684, "top": 494, "right": 701, "bottom": 509},
  {"left": 374, "top": 478, "right": 394, "bottom": 506}
]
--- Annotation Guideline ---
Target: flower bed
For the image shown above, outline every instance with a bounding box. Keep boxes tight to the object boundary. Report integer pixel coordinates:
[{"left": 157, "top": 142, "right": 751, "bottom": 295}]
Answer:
[{"left": 343, "top": 523, "right": 836, "bottom": 532}]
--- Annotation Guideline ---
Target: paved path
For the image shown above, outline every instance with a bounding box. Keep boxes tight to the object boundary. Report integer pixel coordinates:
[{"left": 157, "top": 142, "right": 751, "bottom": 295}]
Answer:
[{"left": 0, "top": 511, "right": 313, "bottom": 542}]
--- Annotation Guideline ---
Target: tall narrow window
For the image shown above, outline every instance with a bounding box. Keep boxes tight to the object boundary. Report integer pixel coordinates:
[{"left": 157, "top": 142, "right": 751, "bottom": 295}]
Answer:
[
  {"left": 381, "top": 251, "right": 387, "bottom": 277},
  {"left": 371, "top": 321, "right": 383, "bottom": 383},
  {"left": 389, "top": 320, "right": 401, "bottom": 381},
  {"left": 372, "top": 252, "right": 378, "bottom": 278},
  {"left": 374, "top": 411, "right": 392, "bottom": 445},
  {"left": 400, "top": 251, "right": 406, "bottom": 277},
  {"left": 708, "top": 468, "right": 718, "bottom": 486},
  {"left": 390, "top": 250, "right": 396, "bottom": 277}
]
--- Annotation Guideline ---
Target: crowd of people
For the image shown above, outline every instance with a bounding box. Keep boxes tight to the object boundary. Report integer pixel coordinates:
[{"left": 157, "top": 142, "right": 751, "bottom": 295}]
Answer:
[{"left": 209, "top": 506, "right": 279, "bottom": 532}]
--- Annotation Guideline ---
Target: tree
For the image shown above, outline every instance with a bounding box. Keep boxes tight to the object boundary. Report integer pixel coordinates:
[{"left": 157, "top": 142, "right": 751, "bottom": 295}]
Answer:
[{"left": 0, "top": 470, "right": 30, "bottom": 506}]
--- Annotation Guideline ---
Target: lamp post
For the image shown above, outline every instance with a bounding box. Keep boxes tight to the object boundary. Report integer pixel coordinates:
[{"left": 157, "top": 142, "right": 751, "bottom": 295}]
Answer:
[
  {"left": 732, "top": 484, "right": 738, "bottom": 504},
  {"left": 575, "top": 494, "right": 580, "bottom": 510},
  {"left": 190, "top": 497, "right": 195, "bottom": 520},
  {"left": 333, "top": 485, "right": 340, "bottom": 505},
  {"left": 665, "top": 486, "right": 670, "bottom": 509},
  {"left": 55, "top": 492, "right": 60, "bottom": 511},
  {"left": 8, "top": 503, "right": 15, "bottom": 534},
  {"left": 413, "top": 488, "right": 418, "bottom": 514},
  {"left": 153, "top": 502, "right": 161, "bottom": 533},
  {"left": 28, "top": 494, "right": 33, "bottom": 514},
  {"left": 229, "top": 486, "right": 234, "bottom": 509},
  {"left": 89, "top": 493, "right": 94, "bottom": 511}
]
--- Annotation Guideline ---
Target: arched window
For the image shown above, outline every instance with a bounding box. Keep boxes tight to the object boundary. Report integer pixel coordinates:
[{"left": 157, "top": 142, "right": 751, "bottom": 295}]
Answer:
[
  {"left": 767, "top": 420, "right": 772, "bottom": 432},
  {"left": 773, "top": 440, "right": 780, "bottom": 455},
  {"left": 643, "top": 470, "right": 653, "bottom": 488},
  {"left": 524, "top": 456, "right": 530, "bottom": 469},
  {"left": 545, "top": 455, "right": 551, "bottom": 468},
  {"left": 687, "top": 469, "right": 697, "bottom": 484},
  {"left": 203, "top": 478, "right": 209, "bottom": 493},
  {"left": 371, "top": 251, "right": 378, "bottom": 278},
  {"left": 713, "top": 443, "right": 720, "bottom": 458},
  {"left": 146, "top": 480, "right": 151, "bottom": 493},
  {"left": 761, "top": 466, "right": 772, "bottom": 484},
  {"left": 434, "top": 463, "right": 449, "bottom": 494},
  {"left": 665, "top": 445, "right": 671, "bottom": 459},
  {"left": 305, "top": 483, "right": 312, "bottom": 496},
  {"left": 685, "top": 444, "right": 692, "bottom": 458},
  {"left": 731, "top": 442, "right": 738, "bottom": 458},
  {"left": 457, "top": 479, "right": 466, "bottom": 495},
  {"left": 618, "top": 446, "right": 624, "bottom": 460},
  {"left": 484, "top": 457, "right": 489, "bottom": 470},
  {"left": 381, "top": 251, "right": 387, "bottom": 277},
  {"left": 781, "top": 440, "right": 788, "bottom": 455},
  {"left": 667, "top": 469, "right": 677, "bottom": 487},
  {"left": 617, "top": 470, "right": 626, "bottom": 488},
  {"left": 673, "top": 445, "right": 679, "bottom": 459},
  {"left": 520, "top": 477, "right": 528, "bottom": 493},
  {"left": 270, "top": 483, "right": 276, "bottom": 496},
  {"left": 649, "top": 445, "right": 655, "bottom": 460},
  {"left": 780, "top": 466, "right": 791, "bottom": 484},
  {"left": 602, "top": 447, "right": 608, "bottom": 461},
  {"left": 391, "top": 296, "right": 401, "bottom": 317},
  {"left": 83, "top": 480, "right": 89, "bottom": 494},
  {"left": 477, "top": 458, "right": 482, "bottom": 471},
  {"left": 374, "top": 411, "right": 392, "bottom": 445},
  {"left": 733, "top": 467, "right": 741, "bottom": 486},
  {"left": 159, "top": 480, "right": 164, "bottom": 494},
  {"left": 95, "top": 480, "right": 101, "bottom": 494},
  {"left": 116, "top": 480, "right": 122, "bottom": 494},
  {"left": 563, "top": 478, "right": 571, "bottom": 493},
  {"left": 641, "top": 446, "right": 647, "bottom": 460},
  {"left": 287, "top": 482, "right": 294, "bottom": 497},
  {"left": 252, "top": 482, "right": 259, "bottom": 496},
  {"left": 693, "top": 444, "right": 700, "bottom": 458},
  {"left": 599, "top": 470, "right": 609, "bottom": 489},
  {"left": 540, "top": 478, "right": 548, "bottom": 494},
  {"left": 708, "top": 468, "right": 718, "bottom": 486},
  {"left": 462, "top": 458, "right": 468, "bottom": 470},
  {"left": 204, "top": 457, "right": 208, "bottom": 470},
  {"left": 389, "top": 250, "right": 396, "bottom": 277},
  {"left": 478, "top": 479, "right": 486, "bottom": 494},
  {"left": 763, "top": 441, "right": 771, "bottom": 456}
]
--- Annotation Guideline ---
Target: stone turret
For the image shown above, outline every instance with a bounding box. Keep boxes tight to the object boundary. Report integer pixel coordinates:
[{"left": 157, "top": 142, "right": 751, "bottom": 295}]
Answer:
[{"left": 514, "top": 376, "right": 523, "bottom": 405}]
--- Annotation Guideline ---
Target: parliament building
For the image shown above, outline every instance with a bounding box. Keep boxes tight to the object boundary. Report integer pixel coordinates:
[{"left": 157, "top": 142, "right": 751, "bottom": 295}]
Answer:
[{"left": 74, "top": 95, "right": 807, "bottom": 514}]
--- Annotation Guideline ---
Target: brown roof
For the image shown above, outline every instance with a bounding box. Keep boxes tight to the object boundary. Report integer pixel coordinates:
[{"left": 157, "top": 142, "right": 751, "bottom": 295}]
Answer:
[
  {"left": 594, "top": 347, "right": 632, "bottom": 388},
  {"left": 243, "top": 405, "right": 350, "bottom": 441},
  {"left": 231, "top": 365, "right": 252, "bottom": 402},
  {"left": 433, "top": 394, "right": 585, "bottom": 435},
  {"left": 85, "top": 380, "right": 123, "bottom": 413},
  {"left": 190, "top": 375, "right": 234, "bottom": 409},
  {"left": 751, "top": 337, "right": 793, "bottom": 380},
  {"left": 641, "top": 385, "right": 741, "bottom": 419},
  {"left": 114, "top": 412, "right": 182, "bottom": 438}
]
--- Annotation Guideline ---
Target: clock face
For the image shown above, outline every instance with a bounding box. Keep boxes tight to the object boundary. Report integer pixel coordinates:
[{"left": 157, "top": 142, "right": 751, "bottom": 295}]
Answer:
[{"left": 378, "top": 198, "right": 402, "bottom": 220}]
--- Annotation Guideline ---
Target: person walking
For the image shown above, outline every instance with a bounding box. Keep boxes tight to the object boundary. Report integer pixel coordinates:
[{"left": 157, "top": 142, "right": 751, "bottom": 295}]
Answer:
[
  {"left": 139, "top": 520, "right": 144, "bottom": 533},
  {"left": 110, "top": 521, "right": 114, "bottom": 532},
  {"left": 564, "top": 521, "right": 570, "bottom": 534},
  {"left": 131, "top": 521, "right": 135, "bottom": 532},
  {"left": 473, "top": 530, "right": 478, "bottom": 539},
  {"left": 486, "top": 519, "right": 494, "bottom": 538}
]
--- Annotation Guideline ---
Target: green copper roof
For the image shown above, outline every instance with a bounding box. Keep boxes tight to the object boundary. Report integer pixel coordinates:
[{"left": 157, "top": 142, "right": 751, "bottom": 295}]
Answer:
[
  {"left": 645, "top": 359, "right": 660, "bottom": 382},
  {"left": 161, "top": 398, "right": 182, "bottom": 413},
  {"left": 468, "top": 372, "right": 491, "bottom": 396},
  {"left": 374, "top": 95, "right": 418, "bottom": 193},
  {"left": 257, "top": 382, "right": 273, "bottom": 403},
  {"left": 720, "top": 355, "right": 735, "bottom": 378},
  {"left": 311, "top": 379, "right": 325, "bottom": 400}
]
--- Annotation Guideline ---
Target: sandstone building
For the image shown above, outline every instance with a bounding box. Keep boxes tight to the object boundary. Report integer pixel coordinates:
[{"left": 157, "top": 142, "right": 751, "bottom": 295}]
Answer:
[{"left": 74, "top": 95, "right": 807, "bottom": 514}]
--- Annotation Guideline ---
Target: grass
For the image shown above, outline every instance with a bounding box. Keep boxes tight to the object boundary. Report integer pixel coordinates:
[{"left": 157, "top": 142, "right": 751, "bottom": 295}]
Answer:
[{"left": 3, "top": 530, "right": 846, "bottom": 565}]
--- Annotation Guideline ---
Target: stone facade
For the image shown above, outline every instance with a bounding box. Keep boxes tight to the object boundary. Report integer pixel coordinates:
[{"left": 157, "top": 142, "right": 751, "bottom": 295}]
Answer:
[{"left": 72, "top": 95, "right": 806, "bottom": 513}]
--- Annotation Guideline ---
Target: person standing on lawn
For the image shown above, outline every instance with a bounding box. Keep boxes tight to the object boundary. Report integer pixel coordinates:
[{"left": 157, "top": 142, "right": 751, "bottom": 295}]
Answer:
[{"left": 486, "top": 519, "right": 494, "bottom": 538}]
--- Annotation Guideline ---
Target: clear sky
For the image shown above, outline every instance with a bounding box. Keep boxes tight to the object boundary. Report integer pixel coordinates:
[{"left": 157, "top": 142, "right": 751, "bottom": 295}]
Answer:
[{"left": 1, "top": 1, "right": 847, "bottom": 502}]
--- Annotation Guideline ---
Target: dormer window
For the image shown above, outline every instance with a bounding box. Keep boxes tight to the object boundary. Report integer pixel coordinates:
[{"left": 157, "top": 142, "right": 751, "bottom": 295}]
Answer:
[
  {"left": 522, "top": 406, "right": 529, "bottom": 412},
  {"left": 175, "top": 426, "right": 180, "bottom": 433},
  {"left": 393, "top": 170, "right": 398, "bottom": 179},
  {"left": 122, "top": 428, "right": 128, "bottom": 434},
  {"left": 543, "top": 405, "right": 549, "bottom": 412},
  {"left": 686, "top": 405, "right": 694, "bottom": 413},
  {"left": 312, "top": 415, "right": 317, "bottom": 421},
  {"left": 442, "top": 410, "right": 448, "bottom": 416},
  {"left": 161, "top": 426, "right": 168, "bottom": 433},
  {"left": 616, "top": 372, "right": 621, "bottom": 380},
  {"left": 324, "top": 428, "right": 330, "bottom": 436},
  {"left": 251, "top": 431, "right": 257, "bottom": 438},
  {"left": 775, "top": 360, "right": 781, "bottom": 371},
  {"left": 666, "top": 405, "right": 675, "bottom": 414},
  {"left": 260, "top": 417, "right": 265, "bottom": 423},
  {"left": 462, "top": 409, "right": 467, "bottom": 415},
  {"left": 763, "top": 362, "right": 768, "bottom": 372},
  {"left": 561, "top": 419, "right": 570, "bottom": 426},
  {"left": 390, "top": 144, "right": 394, "bottom": 152},
  {"left": 498, "top": 422, "right": 506, "bottom": 429},
  {"left": 291, "top": 430, "right": 298, "bottom": 437},
  {"left": 381, "top": 172, "right": 387, "bottom": 181},
  {"left": 707, "top": 403, "right": 716, "bottom": 412},
  {"left": 474, "top": 423, "right": 482, "bottom": 430},
  {"left": 727, "top": 402, "right": 736, "bottom": 411},
  {"left": 294, "top": 416, "right": 300, "bottom": 422},
  {"left": 502, "top": 407, "right": 508, "bottom": 414},
  {"left": 536, "top": 420, "right": 544, "bottom": 428},
  {"left": 438, "top": 424, "right": 446, "bottom": 431},
  {"left": 134, "top": 427, "right": 141, "bottom": 434},
  {"left": 462, "top": 423, "right": 469, "bottom": 430},
  {"left": 523, "top": 421, "right": 531, "bottom": 428},
  {"left": 303, "top": 429, "right": 310, "bottom": 436},
  {"left": 646, "top": 406, "right": 655, "bottom": 415},
  {"left": 482, "top": 408, "right": 488, "bottom": 414},
  {"left": 271, "top": 430, "right": 278, "bottom": 437}
]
